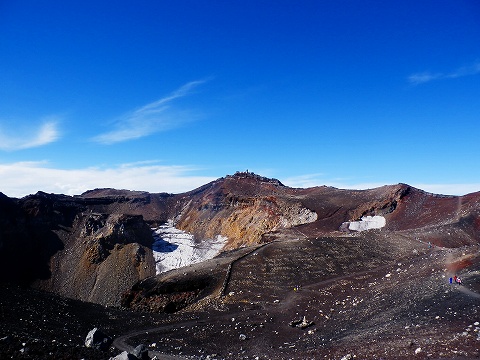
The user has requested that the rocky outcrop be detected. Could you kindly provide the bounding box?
[176,195,317,249]
[80,213,154,264]
[38,212,156,306]
[121,272,215,313]
[173,172,318,248]
[0,190,162,306]
[84,328,112,351]
[344,184,409,222]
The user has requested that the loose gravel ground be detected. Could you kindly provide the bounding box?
[1,235,480,359]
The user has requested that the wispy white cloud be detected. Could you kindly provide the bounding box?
[407,72,442,85]
[408,61,480,85]
[0,161,217,198]
[0,119,60,151]
[281,173,327,188]
[92,80,207,144]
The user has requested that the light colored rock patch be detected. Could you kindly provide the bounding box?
[341,215,386,232]
[278,203,317,228]
[152,220,226,274]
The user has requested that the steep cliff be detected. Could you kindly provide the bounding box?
[36,212,156,306]
[174,172,317,248]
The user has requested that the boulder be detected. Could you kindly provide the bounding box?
[131,344,150,360]
[110,351,138,360]
[84,327,112,351]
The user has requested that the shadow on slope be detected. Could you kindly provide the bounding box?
[0,192,64,284]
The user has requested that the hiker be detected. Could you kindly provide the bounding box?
[449,277,453,284]
[454,275,457,283]
[456,277,462,285]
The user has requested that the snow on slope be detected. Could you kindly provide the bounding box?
[340,215,386,232]
[348,215,386,231]
[152,220,227,274]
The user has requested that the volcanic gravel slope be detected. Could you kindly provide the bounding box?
[4,237,479,359]
[117,231,480,360]
[0,282,190,359]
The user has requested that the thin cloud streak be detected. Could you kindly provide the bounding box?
[0,120,60,151]
[281,173,326,189]
[92,80,207,144]
[0,161,217,198]
[408,61,480,85]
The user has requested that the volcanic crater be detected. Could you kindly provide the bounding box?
[1,172,480,359]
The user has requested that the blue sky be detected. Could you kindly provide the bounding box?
[1,1,479,197]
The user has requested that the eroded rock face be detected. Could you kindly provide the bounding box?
[81,213,154,264]
[173,173,318,248]
[177,197,317,249]
[41,212,156,306]
[0,192,69,284]
[121,274,214,313]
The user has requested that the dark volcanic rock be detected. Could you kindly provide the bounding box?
[38,212,157,306]
[122,271,216,313]
[0,192,65,284]
[112,351,139,360]
[85,327,112,351]
[131,344,149,360]
[0,191,158,305]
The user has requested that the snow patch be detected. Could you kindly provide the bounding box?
[152,220,226,274]
[341,215,386,232]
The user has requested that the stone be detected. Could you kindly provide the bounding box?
[110,351,137,360]
[289,316,314,329]
[85,327,112,351]
[132,344,150,360]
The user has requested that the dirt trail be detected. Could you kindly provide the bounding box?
[113,260,398,357]
[113,242,275,358]
[279,262,395,310]
[113,324,191,359]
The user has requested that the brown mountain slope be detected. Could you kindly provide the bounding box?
[120,231,480,359]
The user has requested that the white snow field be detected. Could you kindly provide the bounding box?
[347,215,386,231]
[152,220,227,274]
